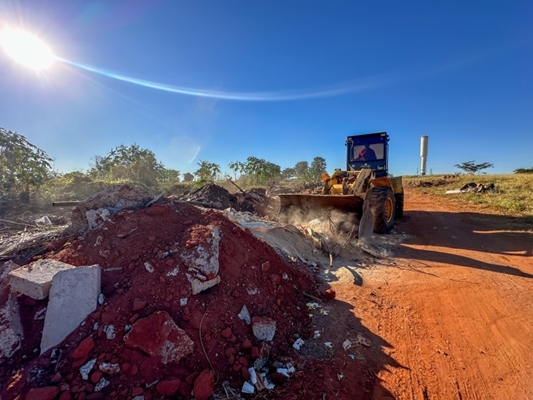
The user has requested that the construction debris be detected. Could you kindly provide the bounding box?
[0,183,392,399]
[0,185,320,399]
[446,182,496,194]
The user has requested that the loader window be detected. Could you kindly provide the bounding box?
[353,143,384,161]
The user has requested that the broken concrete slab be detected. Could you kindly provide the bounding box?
[70,185,153,233]
[40,264,101,354]
[180,225,222,295]
[8,259,75,300]
[252,317,276,342]
[124,311,194,364]
[0,261,23,360]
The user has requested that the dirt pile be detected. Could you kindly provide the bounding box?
[1,197,326,399]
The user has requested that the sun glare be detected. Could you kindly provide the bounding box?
[0,28,54,70]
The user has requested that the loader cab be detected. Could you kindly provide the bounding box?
[345,132,389,177]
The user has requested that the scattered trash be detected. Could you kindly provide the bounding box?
[446,182,495,194]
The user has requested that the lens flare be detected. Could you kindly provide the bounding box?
[0,28,55,70]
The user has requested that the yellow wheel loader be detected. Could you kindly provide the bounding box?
[279,132,403,236]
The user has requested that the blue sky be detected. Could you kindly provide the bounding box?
[1,0,532,177]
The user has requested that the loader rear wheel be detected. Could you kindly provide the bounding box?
[394,193,404,219]
[367,186,395,233]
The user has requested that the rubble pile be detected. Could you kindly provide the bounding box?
[178,183,267,214]
[1,193,325,399]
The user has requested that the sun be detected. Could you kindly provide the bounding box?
[0,28,55,70]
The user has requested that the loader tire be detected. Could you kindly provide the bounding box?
[367,186,395,233]
[394,193,404,219]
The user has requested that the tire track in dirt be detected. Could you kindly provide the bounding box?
[337,188,533,399]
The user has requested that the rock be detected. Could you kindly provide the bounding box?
[80,358,97,380]
[98,362,120,375]
[193,369,215,400]
[90,370,103,383]
[72,337,95,359]
[324,289,336,300]
[9,259,75,300]
[25,386,60,400]
[237,305,251,325]
[242,337,252,349]
[132,298,147,311]
[59,391,72,400]
[156,379,181,396]
[40,265,101,354]
[221,327,232,338]
[270,274,281,285]
[252,317,276,341]
[124,311,194,364]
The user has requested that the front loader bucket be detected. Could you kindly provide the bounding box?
[278,194,364,222]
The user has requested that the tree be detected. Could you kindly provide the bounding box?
[241,156,281,185]
[281,167,296,180]
[309,157,327,182]
[89,144,165,188]
[194,160,221,182]
[228,161,245,180]
[294,161,310,181]
[514,167,533,174]
[0,127,53,201]
[157,168,180,187]
[454,161,494,174]
[182,172,194,182]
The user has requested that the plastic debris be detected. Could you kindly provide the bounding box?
[324,342,333,348]
[314,330,321,339]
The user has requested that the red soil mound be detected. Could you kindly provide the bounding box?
[2,199,322,399]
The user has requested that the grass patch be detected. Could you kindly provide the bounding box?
[403,173,533,220]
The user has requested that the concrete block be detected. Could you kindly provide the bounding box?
[1,261,23,360]
[252,317,276,341]
[8,259,75,300]
[40,265,101,354]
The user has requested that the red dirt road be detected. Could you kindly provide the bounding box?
[332,188,533,399]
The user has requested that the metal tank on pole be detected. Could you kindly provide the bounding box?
[420,135,429,176]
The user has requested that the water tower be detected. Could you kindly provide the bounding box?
[420,135,428,175]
